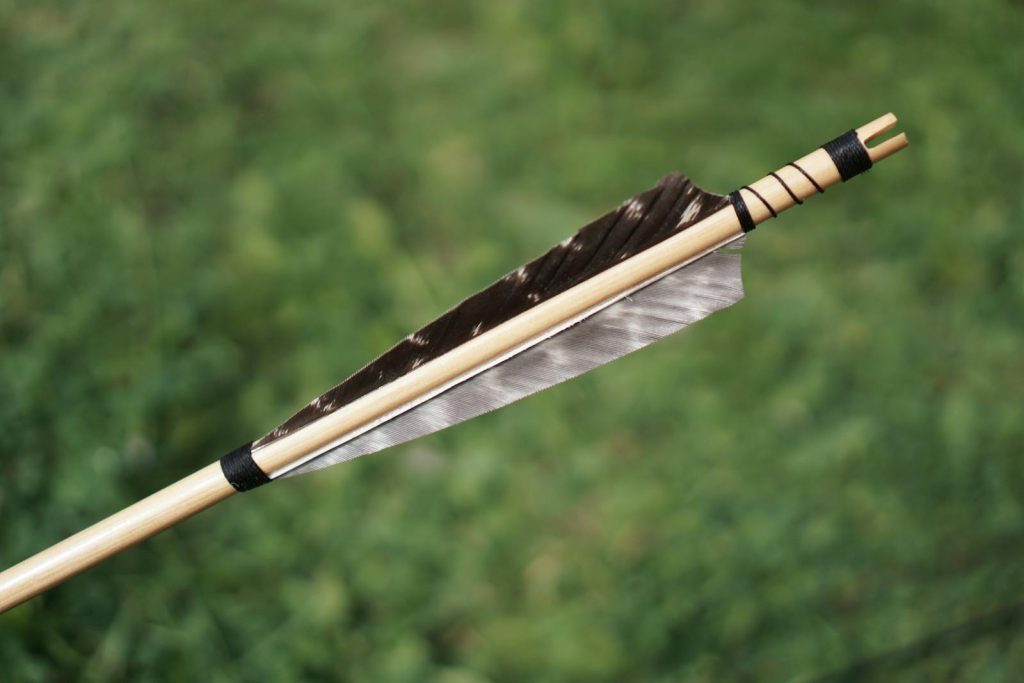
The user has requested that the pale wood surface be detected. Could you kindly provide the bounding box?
[0,114,908,613]
[0,463,235,612]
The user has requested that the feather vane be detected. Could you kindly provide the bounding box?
[256,173,743,477]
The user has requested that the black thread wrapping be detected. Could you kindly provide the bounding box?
[788,162,824,193]
[770,171,802,204]
[822,129,873,181]
[726,131,863,231]
[220,441,270,492]
[741,184,778,218]
[728,190,757,233]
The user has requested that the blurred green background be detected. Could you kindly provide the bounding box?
[2,1,1023,680]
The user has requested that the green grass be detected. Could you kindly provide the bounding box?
[2,1,1023,680]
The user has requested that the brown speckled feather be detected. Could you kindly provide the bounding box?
[256,172,732,461]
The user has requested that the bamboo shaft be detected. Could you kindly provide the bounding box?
[0,114,907,613]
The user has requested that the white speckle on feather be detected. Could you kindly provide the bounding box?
[410,333,429,347]
[528,292,541,302]
[514,266,527,283]
[471,322,483,336]
[625,198,645,220]
[410,357,424,369]
[677,198,703,226]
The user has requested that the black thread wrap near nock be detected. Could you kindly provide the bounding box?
[822,129,873,181]
[219,441,270,492]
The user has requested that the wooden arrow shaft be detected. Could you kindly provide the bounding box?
[0,464,233,611]
[0,114,907,612]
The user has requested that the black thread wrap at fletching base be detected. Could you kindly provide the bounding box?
[822,129,873,181]
[728,191,757,233]
[219,441,270,491]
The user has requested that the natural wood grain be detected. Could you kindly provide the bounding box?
[0,114,908,613]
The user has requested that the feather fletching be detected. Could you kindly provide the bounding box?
[254,172,742,476]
